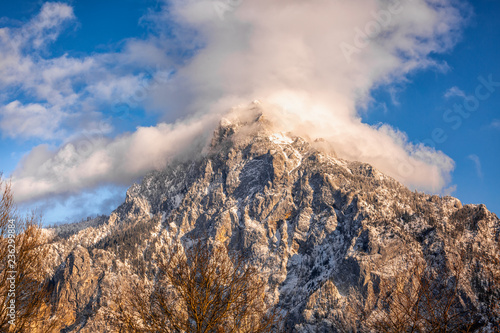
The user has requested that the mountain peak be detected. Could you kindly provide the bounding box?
[209,101,283,150]
[44,101,500,332]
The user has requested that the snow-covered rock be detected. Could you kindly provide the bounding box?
[46,104,500,331]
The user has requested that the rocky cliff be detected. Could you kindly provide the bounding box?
[46,103,500,332]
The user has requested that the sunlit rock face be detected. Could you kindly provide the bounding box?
[46,104,500,332]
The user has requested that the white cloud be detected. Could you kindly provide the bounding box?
[254,100,455,193]
[144,0,464,191]
[0,101,68,139]
[0,3,165,141]
[9,0,470,203]
[18,185,128,224]
[444,86,466,99]
[11,112,220,202]
[467,154,483,179]
[0,101,66,139]
[443,184,457,196]
[22,2,76,50]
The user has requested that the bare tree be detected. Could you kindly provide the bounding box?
[340,253,479,333]
[111,238,284,333]
[0,174,63,332]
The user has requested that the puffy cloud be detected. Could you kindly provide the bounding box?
[0,2,161,141]
[249,99,455,193]
[0,101,66,139]
[10,0,469,203]
[144,0,463,191]
[11,113,220,202]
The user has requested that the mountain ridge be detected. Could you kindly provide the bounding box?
[45,103,500,332]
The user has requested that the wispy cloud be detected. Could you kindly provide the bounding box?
[22,2,76,50]
[0,101,66,140]
[7,0,470,203]
[444,86,467,99]
[491,119,500,129]
[0,2,169,141]
[467,154,483,179]
[443,184,457,196]
[11,113,220,202]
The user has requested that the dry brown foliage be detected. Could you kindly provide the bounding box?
[0,174,63,332]
[110,238,284,333]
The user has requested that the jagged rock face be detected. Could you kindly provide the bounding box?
[47,105,500,331]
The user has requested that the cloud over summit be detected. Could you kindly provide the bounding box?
[6,0,469,203]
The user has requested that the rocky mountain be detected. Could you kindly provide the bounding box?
[45,102,500,332]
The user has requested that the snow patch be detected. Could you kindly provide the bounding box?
[269,132,293,145]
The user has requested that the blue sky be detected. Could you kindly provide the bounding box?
[0,0,498,225]
[362,0,500,216]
